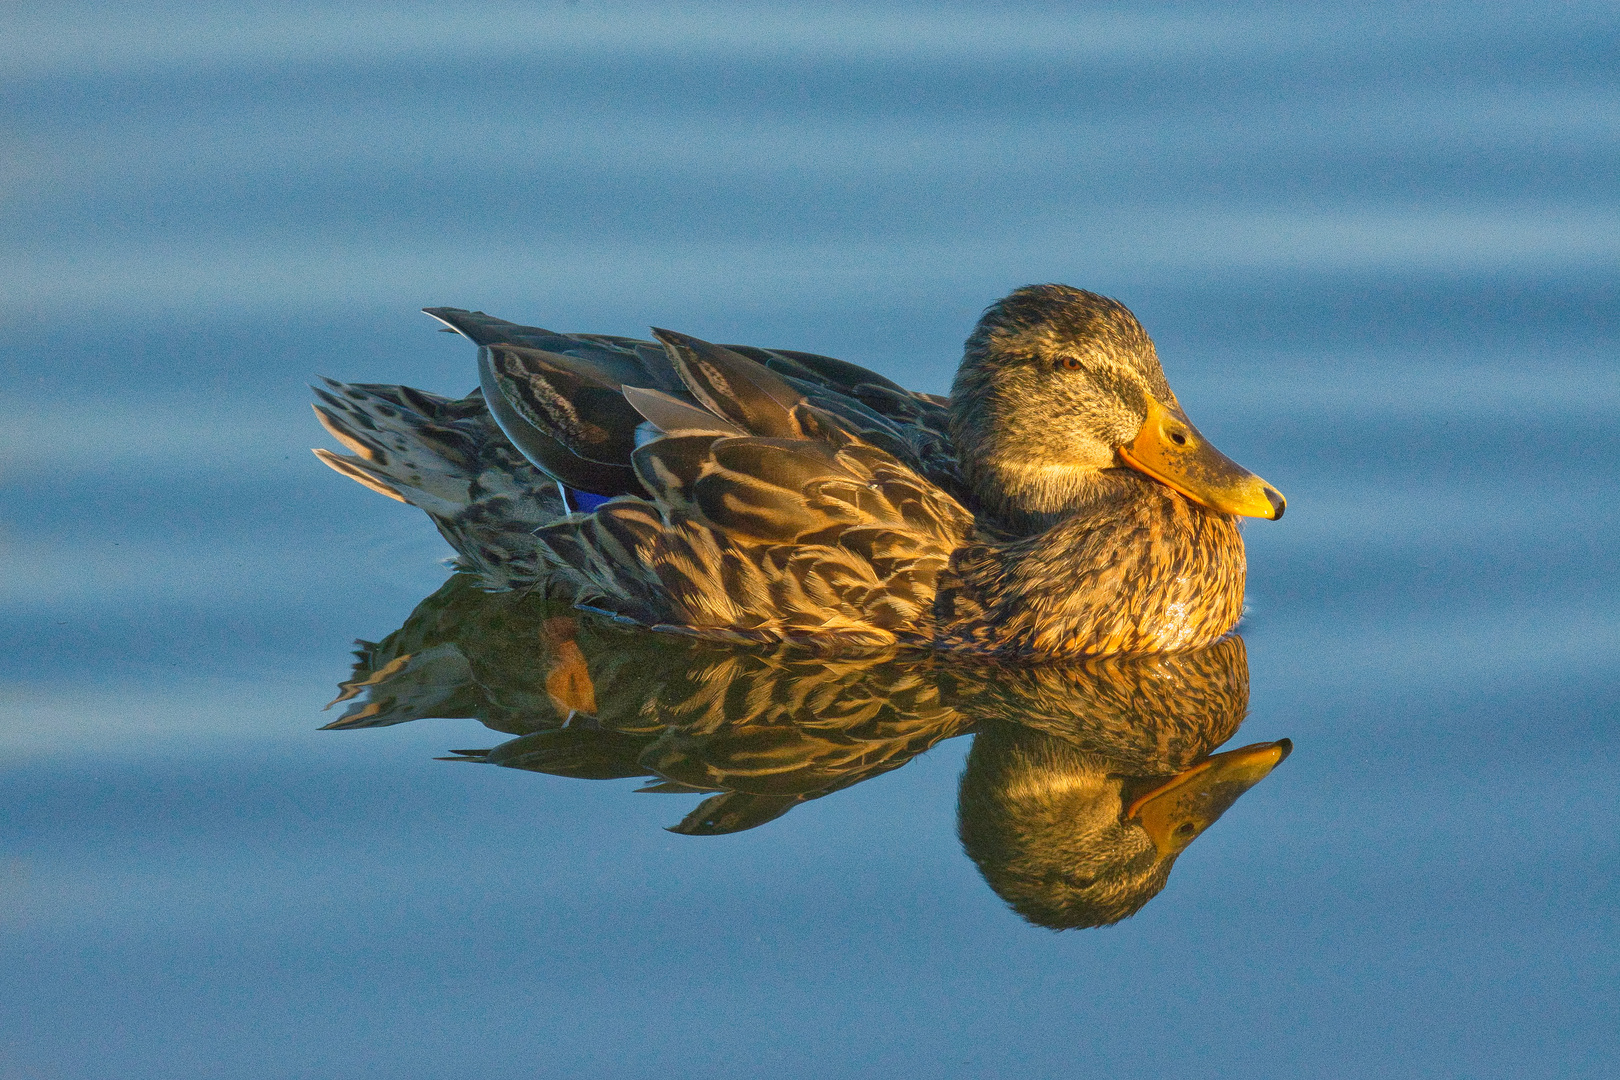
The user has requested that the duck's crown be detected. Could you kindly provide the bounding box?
[962,284,1172,396]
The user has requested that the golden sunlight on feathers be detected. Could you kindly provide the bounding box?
[313,285,1286,657]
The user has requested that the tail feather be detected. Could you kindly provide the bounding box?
[311,378,564,589]
[311,446,409,504]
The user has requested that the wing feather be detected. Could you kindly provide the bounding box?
[622,384,744,437]
[652,328,805,438]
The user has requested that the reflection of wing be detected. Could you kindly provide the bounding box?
[324,573,976,833]
[636,652,969,833]
[324,573,576,734]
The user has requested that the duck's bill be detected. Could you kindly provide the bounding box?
[1125,739,1292,857]
[1119,398,1285,519]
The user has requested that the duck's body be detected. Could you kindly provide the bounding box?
[314,285,1282,658]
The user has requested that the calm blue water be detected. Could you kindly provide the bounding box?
[3,3,1617,1077]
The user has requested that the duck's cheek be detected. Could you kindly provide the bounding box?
[1028,429,1117,474]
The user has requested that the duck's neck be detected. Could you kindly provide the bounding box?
[965,463,1124,535]
[944,476,1247,657]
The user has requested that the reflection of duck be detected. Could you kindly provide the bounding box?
[314,285,1283,658]
[327,574,1289,927]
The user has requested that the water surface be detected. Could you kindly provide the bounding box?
[3,3,1617,1077]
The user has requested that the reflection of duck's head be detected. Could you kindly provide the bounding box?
[960,727,1288,928]
[952,637,1288,929]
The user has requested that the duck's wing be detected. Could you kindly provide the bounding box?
[720,344,963,498]
[424,308,966,501]
[531,336,976,647]
[314,314,975,636]
[424,308,680,498]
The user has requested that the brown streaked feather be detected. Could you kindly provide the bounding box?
[317,292,1256,657]
[313,371,1244,656]
[653,327,806,439]
[528,420,975,649]
[631,434,727,506]
[728,344,965,500]
[474,347,644,497]
[937,473,1245,657]
[433,309,962,498]
[485,344,646,466]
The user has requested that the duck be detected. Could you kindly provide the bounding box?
[312,284,1284,658]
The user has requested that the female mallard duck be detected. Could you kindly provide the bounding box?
[313,284,1284,657]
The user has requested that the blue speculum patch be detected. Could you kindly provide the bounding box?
[569,489,615,513]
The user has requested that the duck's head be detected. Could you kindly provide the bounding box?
[949,284,1285,526]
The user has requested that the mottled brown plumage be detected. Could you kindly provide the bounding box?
[937,473,1245,656]
[313,285,1282,657]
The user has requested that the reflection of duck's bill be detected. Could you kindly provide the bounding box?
[1119,397,1286,520]
[1125,739,1293,857]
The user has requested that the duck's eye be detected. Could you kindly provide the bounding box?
[1056,356,1084,371]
